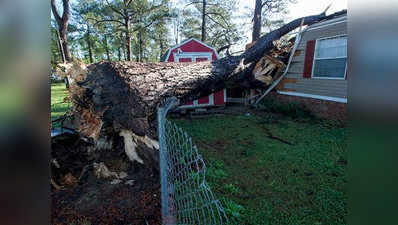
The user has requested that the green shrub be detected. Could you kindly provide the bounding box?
[259,98,313,119]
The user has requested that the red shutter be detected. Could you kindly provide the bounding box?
[214,90,225,105]
[179,58,192,62]
[196,57,209,62]
[303,40,316,78]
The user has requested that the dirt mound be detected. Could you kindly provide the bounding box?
[51,133,161,225]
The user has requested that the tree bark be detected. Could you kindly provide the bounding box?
[201,0,207,42]
[159,33,164,61]
[118,45,122,61]
[138,31,143,62]
[56,29,66,63]
[60,25,72,62]
[252,0,263,42]
[62,13,326,167]
[120,32,127,61]
[104,35,111,62]
[86,25,94,63]
[174,19,180,45]
[51,0,72,62]
[124,14,132,61]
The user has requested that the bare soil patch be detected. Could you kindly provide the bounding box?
[51,134,161,225]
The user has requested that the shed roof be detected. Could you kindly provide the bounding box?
[160,38,219,62]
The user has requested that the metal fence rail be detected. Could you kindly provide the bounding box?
[158,98,228,225]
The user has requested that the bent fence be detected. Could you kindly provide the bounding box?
[158,98,229,225]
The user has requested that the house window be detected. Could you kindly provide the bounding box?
[312,36,347,79]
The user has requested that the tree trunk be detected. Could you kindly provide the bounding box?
[104,35,111,62]
[56,29,66,63]
[134,38,139,62]
[138,31,143,62]
[86,25,94,64]
[119,32,126,61]
[124,13,132,61]
[159,34,164,61]
[252,0,262,42]
[175,26,179,45]
[201,0,207,42]
[51,0,72,62]
[118,45,122,61]
[174,19,180,45]
[62,13,326,167]
[60,25,72,62]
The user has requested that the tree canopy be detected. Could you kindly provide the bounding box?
[50,0,297,65]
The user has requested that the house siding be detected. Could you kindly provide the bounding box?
[279,18,348,100]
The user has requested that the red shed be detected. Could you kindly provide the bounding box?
[161,38,226,109]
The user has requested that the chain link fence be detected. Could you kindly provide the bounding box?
[158,98,229,225]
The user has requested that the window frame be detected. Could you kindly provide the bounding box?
[311,35,347,80]
[173,52,212,62]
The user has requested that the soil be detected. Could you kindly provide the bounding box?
[51,133,161,225]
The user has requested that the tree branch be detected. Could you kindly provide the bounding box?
[87,17,126,26]
[50,0,62,25]
[61,0,70,22]
[261,0,272,9]
[205,14,228,30]
[127,3,164,17]
[205,12,230,28]
[185,1,202,8]
[125,0,133,7]
[217,44,231,54]
[185,1,219,6]
[132,20,158,32]
[104,0,125,17]
[211,30,223,46]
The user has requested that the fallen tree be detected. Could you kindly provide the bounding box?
[60,12,327,167]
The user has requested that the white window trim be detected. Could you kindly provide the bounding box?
[173,52,212,62]
[311,35,347,80]
[196,93,213,107]
[178,93,214,109]
[277,91,347,103]
[209,93,214,106]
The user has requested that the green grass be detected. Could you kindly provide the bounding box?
[173,113,347,225]
[51,82,70,126]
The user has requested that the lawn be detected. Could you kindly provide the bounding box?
[173,113,347,225]
[51,82,70,126]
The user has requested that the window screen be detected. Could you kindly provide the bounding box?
[313,36,347,78]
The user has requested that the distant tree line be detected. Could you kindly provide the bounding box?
[50,0,294,68]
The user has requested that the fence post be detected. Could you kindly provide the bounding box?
[158,106,168,224]
[158,98,179,225]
